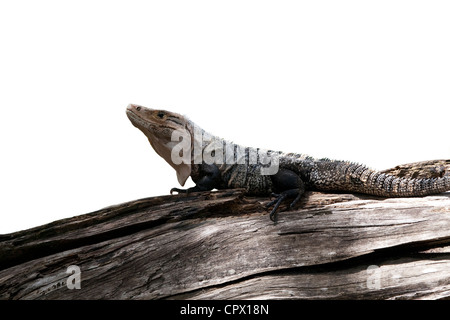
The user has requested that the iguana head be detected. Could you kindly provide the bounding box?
[126,104,192,186]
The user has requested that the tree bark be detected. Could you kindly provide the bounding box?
[1,160,449,300]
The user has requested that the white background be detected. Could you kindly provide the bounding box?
[1,1,449,234]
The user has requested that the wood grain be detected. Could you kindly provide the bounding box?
[1,160,449,300]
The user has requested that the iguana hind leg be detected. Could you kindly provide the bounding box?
[267,168,305,222]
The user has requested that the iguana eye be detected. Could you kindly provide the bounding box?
[157,111,165,119]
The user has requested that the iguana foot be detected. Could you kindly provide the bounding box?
[266,189,301,222]
[170,185,208,195]
[170,187,189,195]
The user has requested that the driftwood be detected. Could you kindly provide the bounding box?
[0,160,449,300]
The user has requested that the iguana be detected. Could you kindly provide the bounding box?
[126,104,450,221]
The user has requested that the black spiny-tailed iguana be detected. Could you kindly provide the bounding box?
[126,104,450,221]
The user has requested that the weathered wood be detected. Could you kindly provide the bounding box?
[1,161,449,300]
[381,159,450,179]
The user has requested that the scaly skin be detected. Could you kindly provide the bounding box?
[126,104,450,221]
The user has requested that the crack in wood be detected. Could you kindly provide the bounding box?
[1,163,449,300]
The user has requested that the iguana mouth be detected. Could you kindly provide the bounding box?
[126,107,149,131]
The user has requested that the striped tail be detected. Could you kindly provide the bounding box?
[311,160,450,197]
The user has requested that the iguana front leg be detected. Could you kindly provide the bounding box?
[170,163,221,194]
[266,168,305,222]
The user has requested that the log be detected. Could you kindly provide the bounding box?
[0,160,450,300]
